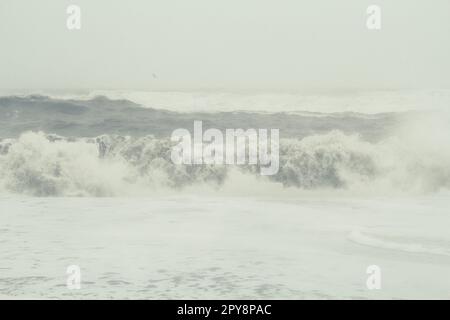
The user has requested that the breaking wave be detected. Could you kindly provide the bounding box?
[1,129,450,196]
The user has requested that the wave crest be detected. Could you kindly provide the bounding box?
[0,130,449,196]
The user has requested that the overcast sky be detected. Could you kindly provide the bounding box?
[0,0,449,91]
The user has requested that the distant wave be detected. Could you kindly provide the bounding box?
[1,130,449,196]
[3,89,447,114]
[0,95,402,140]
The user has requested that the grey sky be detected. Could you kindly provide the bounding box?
[0,0,449,91]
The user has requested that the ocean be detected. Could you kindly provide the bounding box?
[1,91,450,299]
